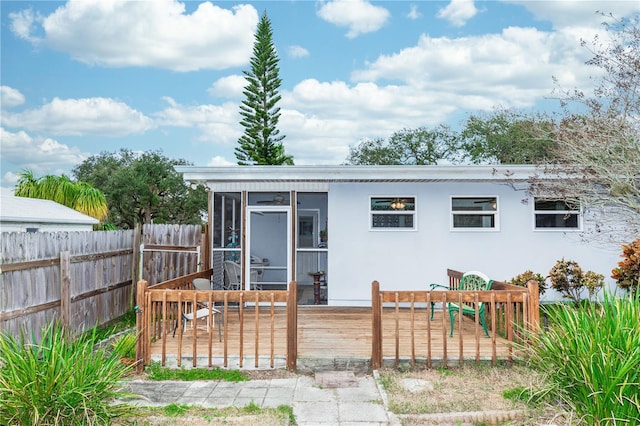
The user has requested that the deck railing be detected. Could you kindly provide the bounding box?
[371,269,539,369]
[135,269,298,371]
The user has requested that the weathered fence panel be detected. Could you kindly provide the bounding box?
[0,230,134,341]
[1,224,205,343]
[140,224,203,285]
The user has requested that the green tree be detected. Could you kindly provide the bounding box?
[72,149,207,229]
[345,126,458,165]
[14,170,108,221]
[459,109,556,164]
[235,11,293,165]
[529,13,640,243]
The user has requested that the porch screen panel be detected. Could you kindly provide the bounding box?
[212,192,242,262]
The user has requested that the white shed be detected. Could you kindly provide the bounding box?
[177,165,622,305]
[0,189,98,232]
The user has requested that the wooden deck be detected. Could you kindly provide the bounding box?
[150,306,514,369]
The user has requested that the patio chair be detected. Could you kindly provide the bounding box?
[172,277,222,340]
[223,261,261,291]
[429,270,494,338]
[192,277,211,291]
[173,304,221,341]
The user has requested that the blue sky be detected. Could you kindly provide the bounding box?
[1,0,638,189]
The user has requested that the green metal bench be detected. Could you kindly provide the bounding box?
[430,271,494,337]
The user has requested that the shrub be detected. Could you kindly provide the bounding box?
[111,332,137,359]
[548,258,604,303]
[611,237,640,294]
[507,270,547,295]
[524,292,640,424]
[0,322,134,425]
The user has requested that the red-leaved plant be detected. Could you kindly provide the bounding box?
[611,237,640,294]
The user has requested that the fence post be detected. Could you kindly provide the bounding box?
[371,280,382,370]
[59,251,71,331]
[286,281,298,371]
[526,280,540,333]
[135,279,148,373]
[131,224,142,309]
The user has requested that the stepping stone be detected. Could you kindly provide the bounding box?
[401,378,434,393]
[315,370,358,388]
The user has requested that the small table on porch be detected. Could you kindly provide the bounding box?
[308,271,326,305]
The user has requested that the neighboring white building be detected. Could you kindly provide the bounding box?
[0,188,98,232]
[177,165,622,305]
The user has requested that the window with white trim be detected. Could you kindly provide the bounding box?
[534,198,581,230]
[451,196,498,230]
[370,196,416,230]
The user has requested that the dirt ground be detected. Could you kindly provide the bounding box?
[378,364,575,425]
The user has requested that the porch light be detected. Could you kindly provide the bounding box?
[390,198,405,210]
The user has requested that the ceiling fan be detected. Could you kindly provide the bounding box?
[256,193,290,205]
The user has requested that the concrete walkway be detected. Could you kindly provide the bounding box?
[120,371,399,425]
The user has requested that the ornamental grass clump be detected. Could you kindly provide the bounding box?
[524,292,640,424]
[0,321,134,425]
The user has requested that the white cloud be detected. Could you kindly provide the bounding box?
[317,0,390,38]
[350,26,596,109]
[1,86,26,108]
[437,0,478,27]
[0,128,88,177]
[8,8,41,43]
[288,45,310,58]
[208,75,247,99]
[11,0,258,71]
[207,156,235,166]
[274,80,460,165]
[1,97,155,136]
[506,0,640,30]
[2,171,21,187]
[155,97,241,145]
[407,5,422,20]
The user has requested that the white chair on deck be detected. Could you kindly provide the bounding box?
[173,278,221,341]
[223,261,261,291]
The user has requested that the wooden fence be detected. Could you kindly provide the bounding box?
[0,224,205,342]
[371,269,539,369]
[135,271,298,372]
[139,224,205,285]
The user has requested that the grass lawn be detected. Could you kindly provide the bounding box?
[112,403,294,425]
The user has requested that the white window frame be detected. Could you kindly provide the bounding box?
[450,196,499,231]
[369,195,417,231]
[532,198,582,231]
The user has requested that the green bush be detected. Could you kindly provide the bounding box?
[507,270,547,295]
[524,292,640,424]
[548,258,604,303]
[0,322,134,425]
[110,332,137,359]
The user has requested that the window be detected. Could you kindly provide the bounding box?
[534,198,581,230]
[451,197,498,230]
[370,196,416,230]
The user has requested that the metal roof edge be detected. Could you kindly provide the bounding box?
[176,164,542,183]
[0,216,99,224]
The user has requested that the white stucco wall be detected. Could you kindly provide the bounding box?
[327,181,621,306]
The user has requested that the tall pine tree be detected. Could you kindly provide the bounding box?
[235,11,293,165]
